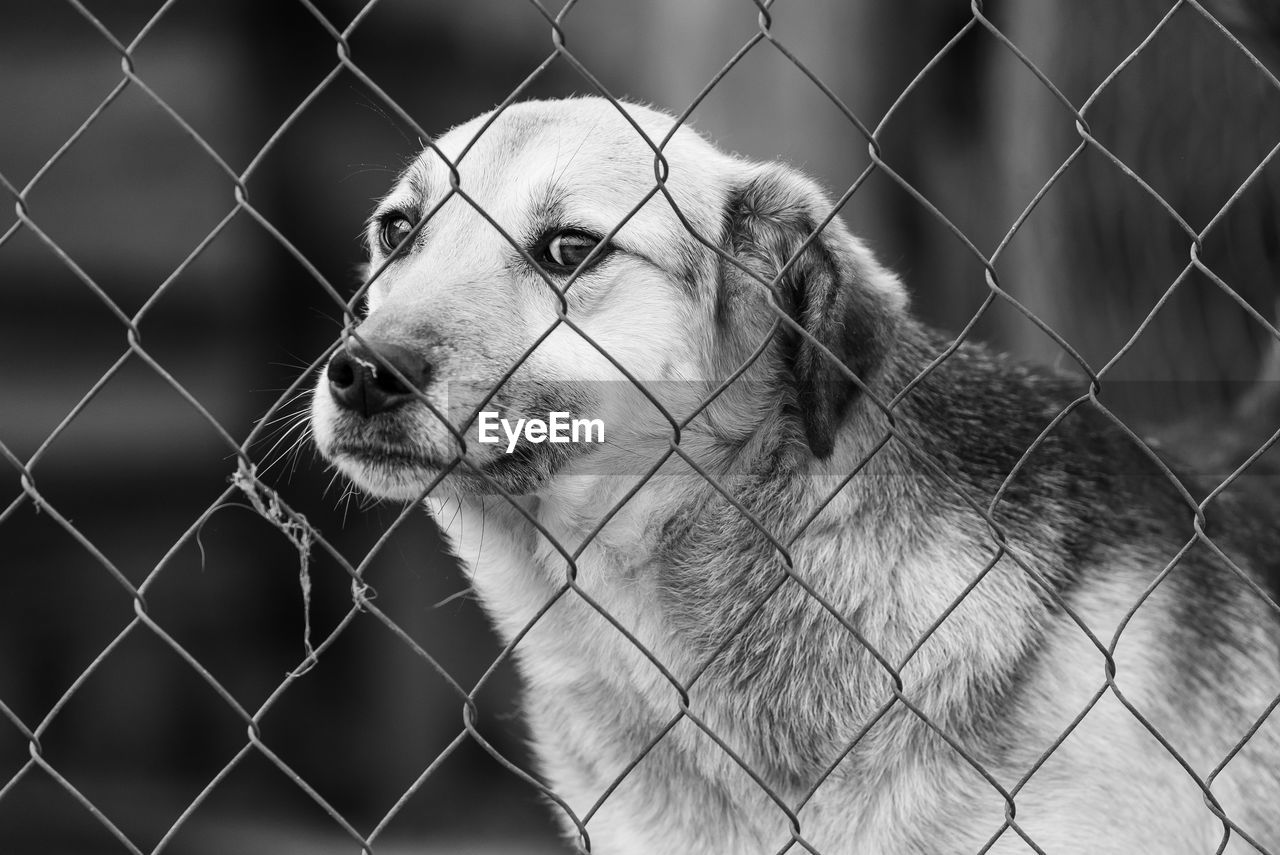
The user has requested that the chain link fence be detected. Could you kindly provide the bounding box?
[3,1,1280,852]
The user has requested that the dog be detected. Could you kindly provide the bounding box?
[310,97,1280,854]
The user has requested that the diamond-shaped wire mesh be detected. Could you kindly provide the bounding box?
[3,1,1280,852]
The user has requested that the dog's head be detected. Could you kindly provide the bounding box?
[310,97,906,500]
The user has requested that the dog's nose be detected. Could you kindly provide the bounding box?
[326,338,432,417]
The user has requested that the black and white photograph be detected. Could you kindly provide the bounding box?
[2,1,1279,852]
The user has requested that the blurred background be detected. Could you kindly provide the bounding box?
[1,1,1279,853]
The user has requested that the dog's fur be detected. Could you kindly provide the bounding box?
[311,98,1280,854]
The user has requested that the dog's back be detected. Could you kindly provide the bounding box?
[865,326,1280,852]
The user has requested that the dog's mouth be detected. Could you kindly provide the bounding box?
[330,441,450,472]
[324,438,474,501]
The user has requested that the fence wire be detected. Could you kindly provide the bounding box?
[3,0,1280,853]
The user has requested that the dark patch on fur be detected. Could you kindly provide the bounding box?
[883,327,1196,600]
[672,239,705,299]
[478,441,559,495]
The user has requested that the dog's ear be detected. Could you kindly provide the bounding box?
[722,164,906,459]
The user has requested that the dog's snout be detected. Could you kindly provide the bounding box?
[327,339,432,417]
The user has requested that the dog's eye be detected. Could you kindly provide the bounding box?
[378,213,415,254]
[539,230,606,273]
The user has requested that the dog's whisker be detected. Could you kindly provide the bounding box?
[254,415,314,477]
[271,426,316,482]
